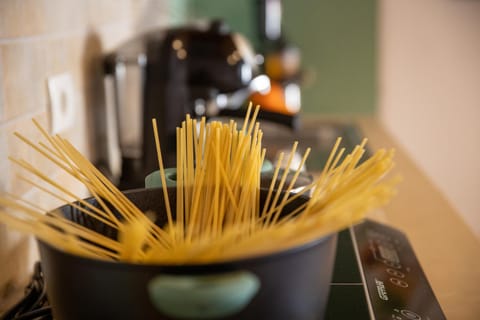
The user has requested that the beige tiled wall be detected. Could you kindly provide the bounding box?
[0,0,173,311]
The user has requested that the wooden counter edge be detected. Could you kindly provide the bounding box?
[341,117,480,319]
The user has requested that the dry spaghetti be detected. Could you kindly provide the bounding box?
[0,104,399,264]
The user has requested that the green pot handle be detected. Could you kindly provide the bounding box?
[145,167,178,189]
[145,161,273,189]
[147,271,260,319]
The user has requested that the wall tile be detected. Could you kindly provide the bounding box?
[0,125,10,193]
[130,0,171,33]
[5,82,93,193]
[0,58,4,123]
[0,95,4,123]
[0,42,48,121]
[0,0,169,40]
[0,229,37,314]
[0,0,88,39]
[86,0,132,27]
[3,111,89,208]
[0,0,46,38]
[6,113,53,196]
[43,0,88,36]
[0,33,101,124]
[94,21,136,52]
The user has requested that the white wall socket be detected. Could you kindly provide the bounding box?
[47,73,76,134]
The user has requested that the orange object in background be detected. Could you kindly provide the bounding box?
[264,46,301,81]
[250,81,301,116]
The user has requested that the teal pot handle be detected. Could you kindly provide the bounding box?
[145,161,313,196]
[145,167,178,188]
[145,161,273,189]
[147,271,260,319]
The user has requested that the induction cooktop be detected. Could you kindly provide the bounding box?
[2,219,445,320]
[326,219,445,320]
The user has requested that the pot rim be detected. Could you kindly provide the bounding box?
[39,187,337,270]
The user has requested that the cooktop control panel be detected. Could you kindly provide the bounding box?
[325,219,446,319]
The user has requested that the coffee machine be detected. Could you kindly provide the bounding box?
[102,20,270,189]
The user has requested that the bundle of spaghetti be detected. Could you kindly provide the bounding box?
[0,104,399,264]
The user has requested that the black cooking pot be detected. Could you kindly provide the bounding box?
[38,187,337,320]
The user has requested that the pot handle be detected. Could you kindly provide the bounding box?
[145,167,178,188]
[147,271,260,319]
[145,162,273,189]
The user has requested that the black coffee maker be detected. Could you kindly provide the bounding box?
[103,21,270,189]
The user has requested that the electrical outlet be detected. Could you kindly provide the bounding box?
[47,73,76,134]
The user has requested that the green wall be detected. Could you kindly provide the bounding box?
[188,0,377,115]
[190,0,258,47]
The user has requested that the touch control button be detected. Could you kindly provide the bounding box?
[389,277,409,288]
[400,309,422,319]
[387,268,405,278]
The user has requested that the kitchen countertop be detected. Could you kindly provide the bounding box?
[345,117,480,319]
